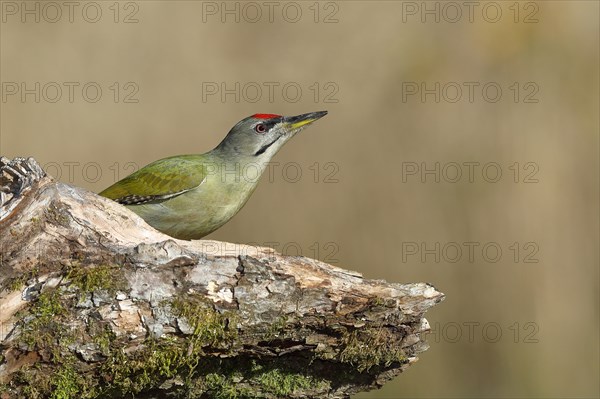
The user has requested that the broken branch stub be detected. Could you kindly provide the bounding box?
[0,156,444,398]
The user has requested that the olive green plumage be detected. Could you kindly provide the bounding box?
[100,155,208,205]
[99,111,327,239]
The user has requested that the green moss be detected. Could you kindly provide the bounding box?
[16,264,126,362]
[265,314,288,340]
[10,264,131,397]
[340,327,407,372]
[251,363,327,396]
[66,264,125,295]
[14,286,99,399]
[35,289,64,316]
[5,276,26,292]
[100,336,219,395]
[49,365,83,399]
[95,295,239,396]
[93,295,331,398]
[108,337,188,393]
[0,383,9,395]
[1,267,39,293]
[19,289,67,353]
[190,362,328,398]
[13,362,97,399]
[14,369,46,399]
[9,286,337,398]
[171,295,238,348]
[89,323,115,356]
[203,373,252,399]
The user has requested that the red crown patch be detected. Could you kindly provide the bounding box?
[252,113,282,119]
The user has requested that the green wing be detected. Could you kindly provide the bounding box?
[99,155,207,205]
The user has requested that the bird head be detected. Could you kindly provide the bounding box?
[216,111,328,158]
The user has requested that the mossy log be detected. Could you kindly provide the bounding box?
[0,156,444,399]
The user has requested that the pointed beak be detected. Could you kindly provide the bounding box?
[284,111,328,130]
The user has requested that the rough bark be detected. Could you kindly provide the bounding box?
[0,156,444,399]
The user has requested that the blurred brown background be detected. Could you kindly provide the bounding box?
[1,1,598,397]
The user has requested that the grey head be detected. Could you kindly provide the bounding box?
[214,111,328,160]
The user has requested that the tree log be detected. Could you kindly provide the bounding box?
[0,156,444,399]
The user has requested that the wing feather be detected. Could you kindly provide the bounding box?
[99,155,207,205]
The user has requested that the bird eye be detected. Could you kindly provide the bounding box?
[255,123,267,133]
